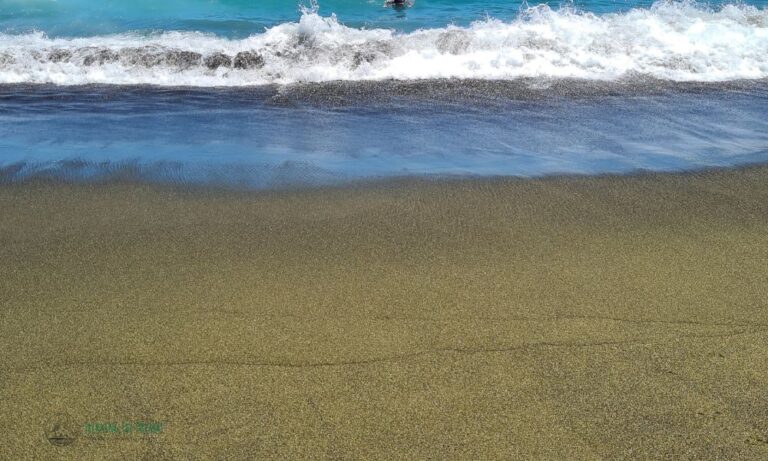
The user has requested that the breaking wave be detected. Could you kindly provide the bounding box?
[1,1,767,86]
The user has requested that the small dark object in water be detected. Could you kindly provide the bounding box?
[385,0,412,8]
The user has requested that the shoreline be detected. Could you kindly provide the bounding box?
[4,161,768,194]
[2,77,768,99]
[2,165,767,459]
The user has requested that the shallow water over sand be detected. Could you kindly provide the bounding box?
[2,80,768,188]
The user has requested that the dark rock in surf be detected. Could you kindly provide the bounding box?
[83,49,119,66]
[436,30,471,55]
[233,51,264,70]
[48,49,72,63]
[204,53,232,70]
[127,50,202,69]
[352,52,377,68]
[165,51,203,69]
[123,48,163,67]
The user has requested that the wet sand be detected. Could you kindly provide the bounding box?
[1,167,767,459]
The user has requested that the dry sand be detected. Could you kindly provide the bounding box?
[1,167,767,459]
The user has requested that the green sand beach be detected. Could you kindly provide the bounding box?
[1,167,767,459]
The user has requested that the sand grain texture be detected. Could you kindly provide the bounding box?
[1,168,767,459]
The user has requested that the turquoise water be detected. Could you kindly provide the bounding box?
[1,0,764,37]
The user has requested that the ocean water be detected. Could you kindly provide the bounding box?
[1,0,768,187]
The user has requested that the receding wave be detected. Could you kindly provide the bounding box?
[1,1,767,86]
[0,159,348,189]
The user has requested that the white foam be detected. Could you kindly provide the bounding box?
[1,1,767,86]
